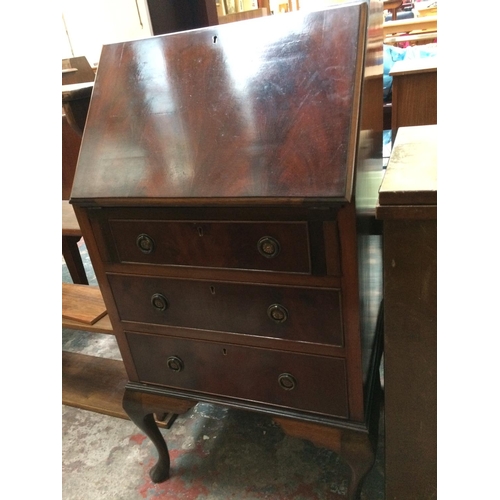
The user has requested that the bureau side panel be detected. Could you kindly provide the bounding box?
[384,219,437,499]
[72,205,140,381]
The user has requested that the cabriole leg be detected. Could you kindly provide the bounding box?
[122,387,171,482]
[341,430,376,500]
[274,417,376,500]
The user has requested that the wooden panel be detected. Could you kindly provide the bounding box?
[377,125,437,210]
[390,58,437,137]
[108,274,344,346]
[62,351,128,418]
[62,283,107,324]
[63,313,113,334]
[126,332,349,417]
[71,4,368,204]
[382,219,437,499]
[109,219,311,273]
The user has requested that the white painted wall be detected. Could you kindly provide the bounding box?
[61,0,355,65]
[62,0,153,65]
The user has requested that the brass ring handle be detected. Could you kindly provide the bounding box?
[267,304,288,323]
[167,356,184,372]
[257,236,280,259]
[151,293,168,311]
[136,233,155,254]
[278,373,296,391]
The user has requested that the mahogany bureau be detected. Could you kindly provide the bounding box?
[70,2,384,498]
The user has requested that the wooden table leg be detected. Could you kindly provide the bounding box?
[62,235,89,285]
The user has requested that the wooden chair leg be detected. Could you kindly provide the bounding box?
[62,235,89,285]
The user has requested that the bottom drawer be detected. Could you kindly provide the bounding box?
[126,332,349,418]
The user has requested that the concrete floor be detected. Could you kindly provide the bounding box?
[62,243,385,499]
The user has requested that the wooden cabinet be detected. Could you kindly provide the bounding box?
[70,2,384,498]
[390,57,437,139]
[376,125,437,498]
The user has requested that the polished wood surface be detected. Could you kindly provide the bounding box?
[109,274,344,345]
[108,217,312,273]
[71,5,368,204]
[127,331,349,417]
[376,124,437,499]
[390,57,437,139]
[71,3,384,497]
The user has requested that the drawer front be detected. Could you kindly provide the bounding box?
[109,274,343,346]
[126,332,349,418]
[108,220,311,273]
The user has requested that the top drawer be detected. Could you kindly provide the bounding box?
[107,219,311,274]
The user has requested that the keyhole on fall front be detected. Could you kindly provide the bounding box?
[213,35,218,44]
[197,226,204,236]
[210,286,216,295]
[222,348,227,356]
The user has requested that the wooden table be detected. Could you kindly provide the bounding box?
[376,124,437,498]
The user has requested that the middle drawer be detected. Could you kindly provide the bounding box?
[108,274,343,346]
